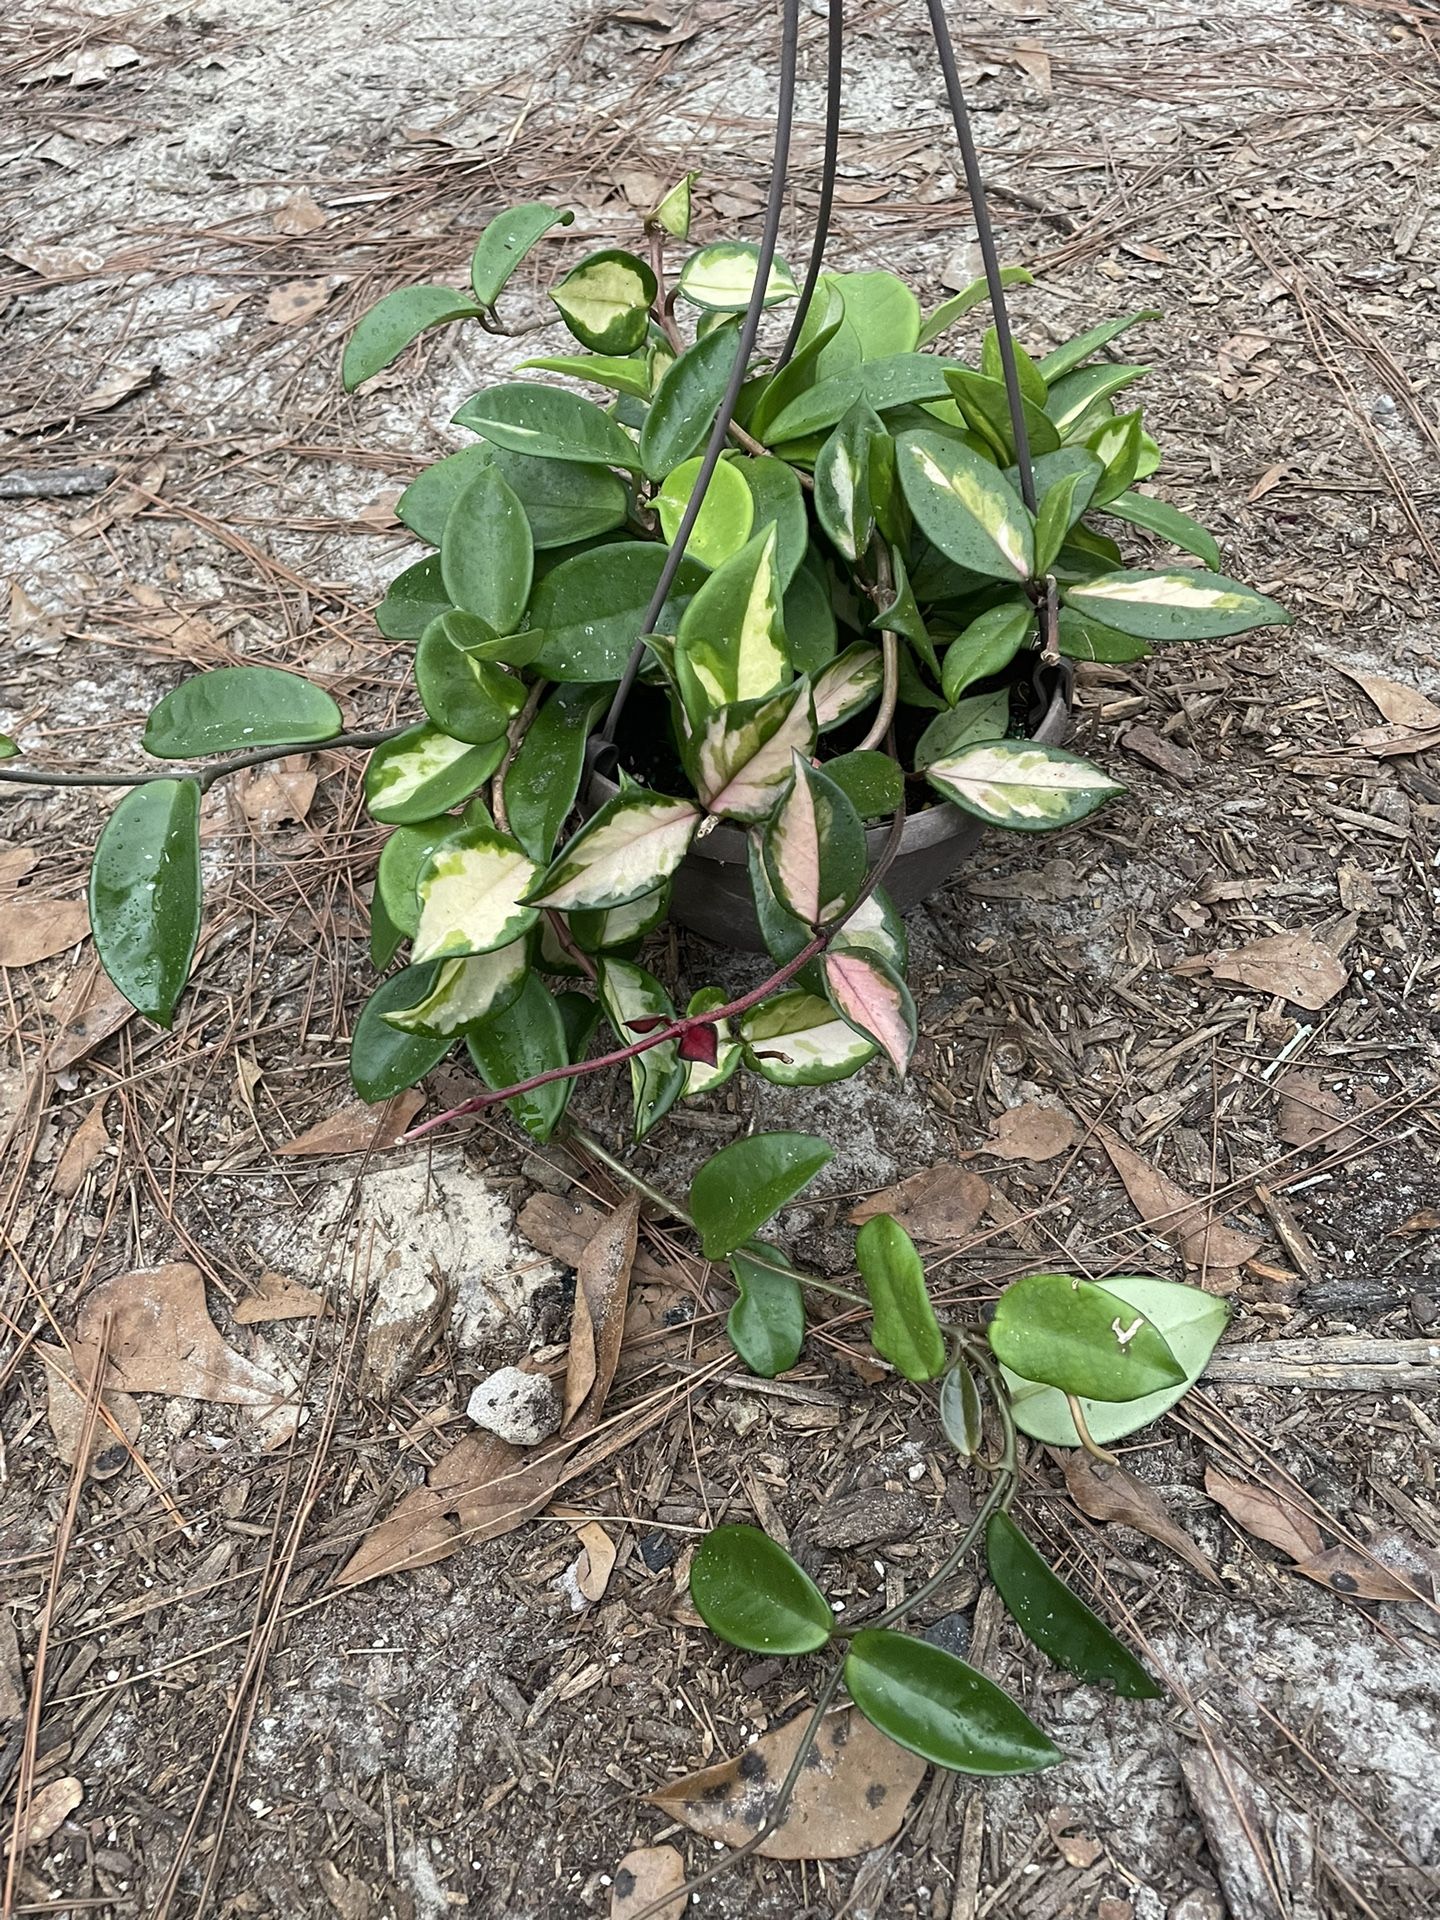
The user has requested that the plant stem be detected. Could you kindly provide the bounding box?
[862,1462,1014,1633]
[490,681,545,833]
[544,911,598,983]
[1065,1393,1118,1465]
[0,727,408,794]
[855,629,899,754]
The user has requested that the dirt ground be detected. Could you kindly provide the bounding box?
[3,0,1440,1916]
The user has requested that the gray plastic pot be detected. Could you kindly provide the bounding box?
[584,662,1072,953]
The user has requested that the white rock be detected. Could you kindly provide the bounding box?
[466,1367,561,1448]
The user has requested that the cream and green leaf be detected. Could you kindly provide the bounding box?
[412,823,541,961]
[925,740,1123,832]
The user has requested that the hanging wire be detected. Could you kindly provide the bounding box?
[775,0,845,372]
[922,0,1038,516]
[598,0,803,751]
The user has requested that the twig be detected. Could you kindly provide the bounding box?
[0,727,407,793]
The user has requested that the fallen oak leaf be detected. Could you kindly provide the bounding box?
[1204,931,1348,1012]
[232,1270,326,1325]
[51,1100,109,1197]
[1274,1071,1367,1154]
[572,1520,618,1604]
[848,1164,990,1242]
[0,897,89,967]
[273,1089,422,1156]
[1290,1540,1433,1605]
[38,1341,142,1478]
[1389,1208,1440,1236]
[1204,1463,1324,1563]
[648,1704,925,1860]
[1063,1450,1218,1585]
[1336,666,1440,732]
[985,1102,1076,1164]
[266,277,334,325]
[563,1194,640,1425]
[15,1775,83,1849]
[611,1845,685,1920]
[1100,1127,1263,1271]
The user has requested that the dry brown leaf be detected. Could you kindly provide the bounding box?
[563,1198,638,1425]
[73,1264,299,1444]
[4,241,104,277]
[339,1200,640,1585]
[1207,931,1348,1011]
[232,1270,325,1325]
[572,1521,618,1603]
[272,189,326,235]
[1390,1208,1440,1236]
[1290,1541,1431,1604]
[1011,42,1052,92]
[1120,723,1200,781]
[1337,666,1440,731]
[986,1103,1076,1164]
[267,277,333,324]
[236,756,316,831]
[611,1845,685,1920]
[38,1343,141,1477]
[51,1101,109,1197]
[649,1705,925,1860]
[1100,1128,1263,1270]
[1204,1463,1324,1562]
[1,1606,27,1722]
[0,898,89,968]
[47,964,136,1070]
[1274,1071,1365,1154]
[76,365,155,415]
[0,841,38,889]
[273,1089,422,1156]
[1063,1452,1218,1584]
[1047,1806,1104,1869]
[848,1164,990,1242]
[518,1190,671,1287]
[16,1775,83,1848]
[1349,721,1440,760]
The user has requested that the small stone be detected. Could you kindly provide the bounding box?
[920,1611,971,1661]
[638,1530,677,1572]
[465,1366,561,1448]
[1410,1292,1437,1329]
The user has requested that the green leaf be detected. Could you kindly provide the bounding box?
[415,613,526,745]
[412,820,540,961]
[690,1524,831,1653]
[342,286,480,391]
[597,957,684,1140]
[898,432,1034,583]
[746,835,812,970]
[814,401,887,563]
[680,986,740,1098]
[503,682,609,862]
[1100,493,1221,571]
[821,749,903,822]
[88,779,201,1027]
[986,1512,1161,1699]
[872,544,935,679]
[568,884,670,953]
[1063,568,1288,641]
[943,367,1060,463]
[437,465,534,635]
[655,454,754,570]
[519,350,654,402]
[1056,606,1153,664]
[376,814,470,935]
[735,455,809,589]
[989,1271,1188,1401]
[783,563,838,676]
[675,243,797,311]
[980,330,1049,407]
[766,353,955,444]
[376,554,451,639]
[469,202,574,308]
[914,688,1009,769]
[397,445,497,546]
[939,1360,985,1458]
[551,247,657,353]
[530,542,705,681]
[0,733,17,759]
[1033,468,1094,575]
[526,788,700,911]
[822,948,916,1077]
[449,449,628,551]
[647,171,697,239]
[381,940,528,1037]
[915,267,1034,350]
[844,1629,1062,1775]
[369,884,404,970]
[941,602,1035,705]
[826,270,921,359]
[740,987,876,1086]
[813,643,883,731]
[675,525,788,715]
[639,320,741,479]
[855,1215,944,1380]
[1003,1276,1230,1446]
[466,971,572,1142]
[747,289,850,442]
[762,752,866,929]
[690,680,816,822]
[925,739,1123,832]
[1081,410,1144,506]
[350,963,453,1101]
[142,667,341,758]
[1045,363,1148,438]
[689,1132,834,1259]
[726,1242,805,1376]
[363,725,504,826]
[453,380,641,470]
[1038,309,1158,385]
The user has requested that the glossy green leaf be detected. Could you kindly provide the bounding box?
[1033,468,1093,575]
[453,380,640,470]
[519,350,654,401]
[597,957,684,1140]
[503,682,609,862]
[412,820,540,961]
[466,971,572,1142]
[342,286,480,391]
[690,1524,831,1653]
[675,243,797,312]
[438,465,534,635]
[369,884,404,970]
[898,432,1034,584]
[941,602,1035,705]
[415,614,526,744]
[526,788,700,911]
[375,554,451,639]
[915,267,1034,350]
[844,1629,1061,1775]
[939,1360,985,1458]
[1038,309,1158,385]
[814,400,888,563]
[1063,568,1288,641]
[783,563,838,676]
[827,270,921,359]
[363,725,503,826]
[1003,1276,1230,1446]
[0,733,17,759]
[350,962,452,1101]
[1100,492,1222,571]
[690,679,816,822]
[88,778,200,1027]
[989,1271,1187,1401]
[924,739,1123,833]
[734,455,809,588]
[943,367,1060,463]
[747,288,849,441]
[727,1241,805,1377]
[1046,363,1148,438]
[689,1132,834,1259]
[740,987,876,1086]
[980,330,1049,407]
[765,352,955,444]
[382,939,528,1037]
[1081,410,1144,506]
[822,948,916,1077]
[763,752,866,929]
[470,202,574,308]
[647,171,697,239]
[142,668,340,758]
[530,542,705,681]
[447,449,626,551]
[376,814,469,935]
[639,320,741,479]
[855,1215,944,1380]
[914,688,1009,770]
[986,1512,1161,1698]
[872,544,935,679]
[551,247,656,353]
[655,454,754,569]
[821,749,903,822]
[1055,606,1153,665]
[397,445,496,546]
[568,883,670,954]
[675,525,788,718]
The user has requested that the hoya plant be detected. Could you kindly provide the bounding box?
[6,185,1288,1148]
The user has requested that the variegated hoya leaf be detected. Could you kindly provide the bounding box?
[822,948,916,1076]
[675,524,789,717]
[814,401,888,563]
[569,884,671,953]
[813,643,883,731]
[550,248,656,355]
[763,751,867,929]
[412,822,541,961]
[598,957,685,1140]
[897,432,1034,583]
[381,940,528,1037]
[675,243,797,312]
[681,987,741,1098]
[363,724,504,826]
[690,680,816,822]
[740,989,876,1086]
[925,740,1123,833]
[1063,569,1287,642]
[526,789,701,912]
[832,885,909,975]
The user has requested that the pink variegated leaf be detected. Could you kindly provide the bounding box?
[761,751,867,930]
[691,680,816,822]
[822,948,917,1076]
